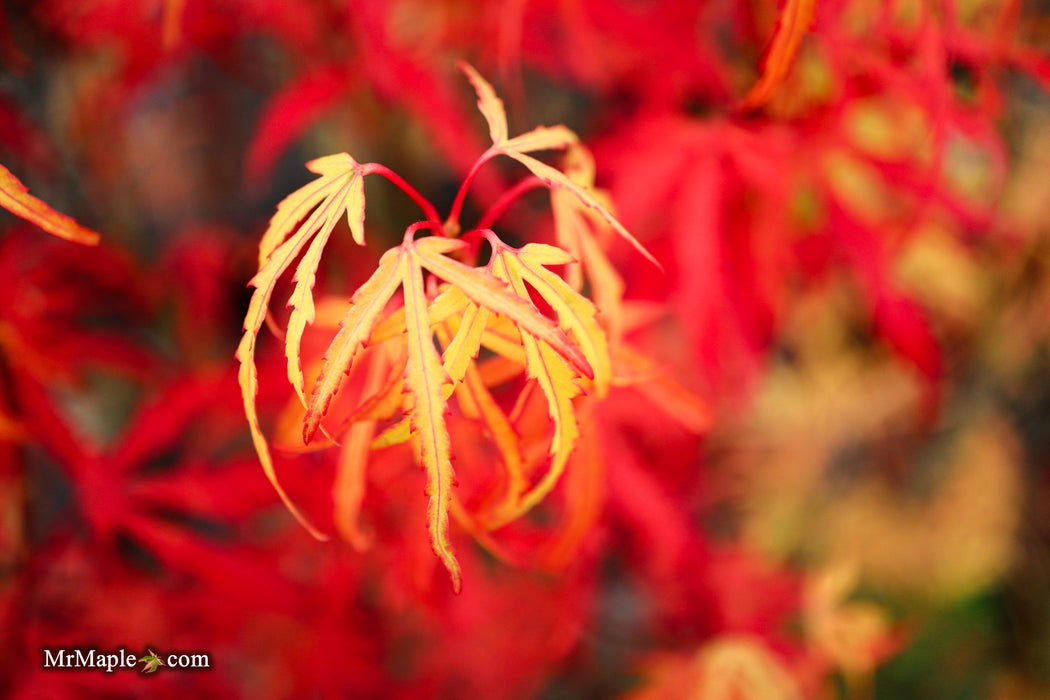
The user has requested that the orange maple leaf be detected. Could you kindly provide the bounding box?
[0,163,99,246]
[738,0,817,111]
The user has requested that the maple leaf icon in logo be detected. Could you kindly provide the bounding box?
[138,649,164,674]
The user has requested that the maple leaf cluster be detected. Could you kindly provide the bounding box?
[1,0,1050,698]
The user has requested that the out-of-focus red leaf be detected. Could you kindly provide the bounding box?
[158,225,240,363]
[354,3,492,183]
[244,66,352,188]
[0,7,28,74]
[0,227,155,383]
[161,0,185,49]
[517,0,735,108]
[0,95,58,172]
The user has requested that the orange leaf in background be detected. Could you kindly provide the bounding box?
[161,0,185,49]
[0,163,99,246]
[738,0,817,110]
[537,401,604,571]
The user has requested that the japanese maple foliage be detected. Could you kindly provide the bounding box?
[238,63,667,592]
[2,0,1050,698]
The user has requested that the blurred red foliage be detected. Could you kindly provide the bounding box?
[1,0,1049,697]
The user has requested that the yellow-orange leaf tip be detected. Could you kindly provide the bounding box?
[0,164,100,246]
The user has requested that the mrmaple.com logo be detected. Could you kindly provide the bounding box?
[42,647,211,673]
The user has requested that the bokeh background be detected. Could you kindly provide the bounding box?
[2,0,1050,697]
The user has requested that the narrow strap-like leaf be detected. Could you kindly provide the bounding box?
[403,246,461,592]
[305,153,367,245]
[434,323,525,505]
[286,174,359,408]
[457,60,508,145]
[504,150,662,270]
[574,213,625,342]
[236,334,328,540]
[501,125,577,154]
[549,144,626,341]
[738,0,817,110]
[261,154,366,266]
[0,163,99,245]
[456,63,657,271]
[486,254,581,527]
[515,245,610,395]
[237,209,348,540]
[333,423,375,549]
[441,301,490,386]
[259,169,339,265]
